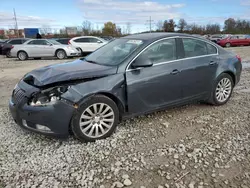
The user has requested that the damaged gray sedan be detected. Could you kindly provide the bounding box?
[9,33,242,142]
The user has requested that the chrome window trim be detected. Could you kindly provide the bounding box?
[126,36,219,72]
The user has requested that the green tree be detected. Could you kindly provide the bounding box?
[102,22,118,36]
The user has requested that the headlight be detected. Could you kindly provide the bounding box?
[29,86,69,106]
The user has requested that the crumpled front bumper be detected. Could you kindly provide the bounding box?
[9,81,76,137]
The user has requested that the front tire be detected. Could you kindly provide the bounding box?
[17,51,28,61]
[225,43,231,48]
[208,73,234,105]
[56,50,66,59]
[71,95,119,142]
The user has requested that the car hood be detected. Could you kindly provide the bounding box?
[23,58,117,87]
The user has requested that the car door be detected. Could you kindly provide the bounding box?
[180,38,219,99]
[89,37,104,51]
[40,40,54,56]
[126,38,185,114]
[25,40,38,57]
[73,38,91,52]
[231,36,241,46]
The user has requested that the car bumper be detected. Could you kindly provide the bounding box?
[9,82,76,137]
[66,50,81,57]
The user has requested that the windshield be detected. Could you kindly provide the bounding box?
[85,38,144,66]
[48,39,62,45]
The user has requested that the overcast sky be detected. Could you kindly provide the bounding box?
[0,0,250,33]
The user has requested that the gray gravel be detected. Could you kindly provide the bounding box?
[0,50,250,187]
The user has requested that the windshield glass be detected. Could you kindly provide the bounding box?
[85,38,144,66]
[48,39,62,45]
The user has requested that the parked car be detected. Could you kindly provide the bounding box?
[9,33,242,142]
[10,39,81,60]
[68,36,108,55]
[100,36,114,41]
[209,34,231,44]
[2,38,30,57]
[0,40,7,55]
[218,35,250,47]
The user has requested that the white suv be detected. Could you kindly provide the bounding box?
[69,36,107,54]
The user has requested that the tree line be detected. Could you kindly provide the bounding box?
[154,18,250,35]
[79,17,250,37]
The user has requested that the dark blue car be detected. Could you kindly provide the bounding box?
[9,33,242,142]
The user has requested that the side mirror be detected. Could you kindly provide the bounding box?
[132,55,153,69]
[49,43,53,46]
[97,40,102,43]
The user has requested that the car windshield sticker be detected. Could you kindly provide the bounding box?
[127,40,143,45]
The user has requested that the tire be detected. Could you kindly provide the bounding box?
[71,95,119,142]
[17,51,28,61]
[56,50,66,59]
[208,73,234,105]
[225,43,231,48]
[6,50,11,58]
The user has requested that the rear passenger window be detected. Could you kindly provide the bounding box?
[140,38,176,64]
[9,39,22,45]
[182,38,207,58]
[74,38,90,43]
[207,43,217,54]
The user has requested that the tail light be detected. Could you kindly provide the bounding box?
[236,55,241,63]
[11,45,14,49]
[68,41,71,45]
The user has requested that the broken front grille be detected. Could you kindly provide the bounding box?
[12,86,26,105]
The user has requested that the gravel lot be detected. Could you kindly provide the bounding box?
[0,47,250,188]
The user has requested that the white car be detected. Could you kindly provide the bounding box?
[69,36,107,54]
[10,39,81,60]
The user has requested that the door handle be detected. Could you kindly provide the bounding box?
[171,69,180,75]
[209,61,217,65]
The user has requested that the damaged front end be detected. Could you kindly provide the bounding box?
[28,85,69,107]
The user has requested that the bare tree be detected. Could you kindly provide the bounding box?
[82,20,92,35]
[40,25,52,35]
[156,20,164,31]
[126,22,131,34]
[177,19,187,32]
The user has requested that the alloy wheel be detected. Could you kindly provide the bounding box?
[79,103,115,138]
[215,78,232,103]
[57,50,65,59]
[18,52,27,60]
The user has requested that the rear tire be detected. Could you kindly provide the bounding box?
[56,50,66,59]
[208,73,234,106]
[71,95,119,142]
[6,50,11,58]
[17,51,28,61]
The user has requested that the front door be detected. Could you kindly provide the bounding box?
[126,38,184,114]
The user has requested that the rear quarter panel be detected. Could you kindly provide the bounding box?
[215,48,242,85]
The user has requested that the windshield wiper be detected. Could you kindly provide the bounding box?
[85,59,99,64]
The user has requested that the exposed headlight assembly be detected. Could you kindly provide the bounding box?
[29,86,69,106]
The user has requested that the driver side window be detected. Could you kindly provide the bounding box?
[140,38,177,64]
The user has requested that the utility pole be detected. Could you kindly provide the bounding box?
[146,16,154,33]
[13,8,19,37]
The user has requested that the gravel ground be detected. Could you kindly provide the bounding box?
[0,48,250,188]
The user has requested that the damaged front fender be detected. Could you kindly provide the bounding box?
[61,73,126,110]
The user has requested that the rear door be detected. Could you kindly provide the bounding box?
[126,38,185,114]
[179,38,219,99]
[73,38,91,52]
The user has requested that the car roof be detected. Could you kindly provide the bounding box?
[122,32,196,41]
[72,36,101,39]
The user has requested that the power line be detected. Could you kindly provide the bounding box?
[146,16,154,33]
[13,8,19,37]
